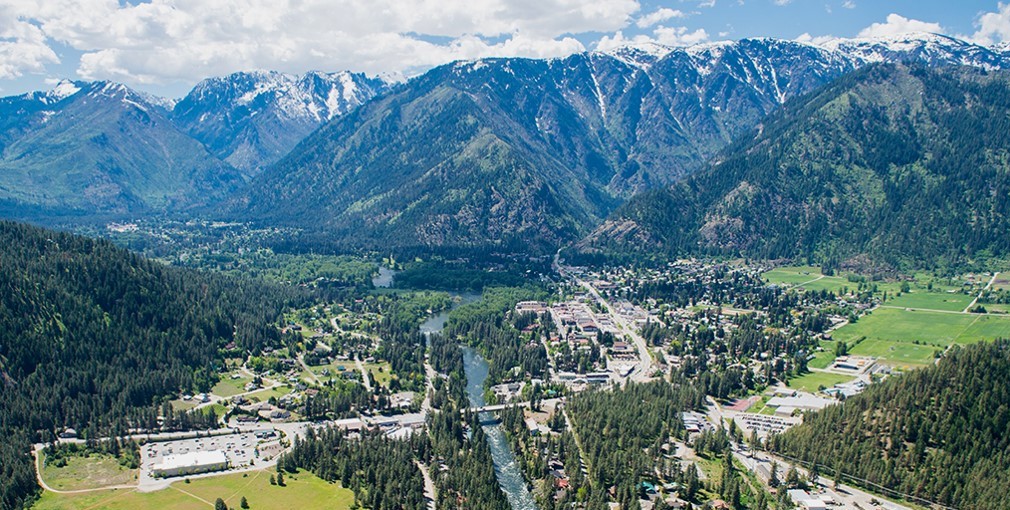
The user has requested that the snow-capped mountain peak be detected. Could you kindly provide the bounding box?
[601,42,675,70]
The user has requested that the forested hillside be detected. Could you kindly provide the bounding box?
[770,340,1010,510]
[224,40,863,253]
[0,221,303,510]
[0,82,242,217]
[582,63,1010,269]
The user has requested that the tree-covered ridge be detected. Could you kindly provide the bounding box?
[770,339,1010,510]
[584,63,1010,270]
[0,221,303,510]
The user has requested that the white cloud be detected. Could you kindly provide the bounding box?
[636,8,685,28]
[842,1,856,9]
[968,2,1010,45]
[594,31,652,52]
[0,4,60,79]
[795,32,836,45]
[0,0,640,87]
[773,0,793,6]
[653,25,710,46]
[857,13,943,39]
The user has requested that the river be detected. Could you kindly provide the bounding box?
[462,347,540,510]
[419,292,539,510]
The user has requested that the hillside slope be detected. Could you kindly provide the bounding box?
[226,39,864,253]
[770,339,1010,510]
[582,64,1010,268]
[0,221,301,509]
[0,82,243,217]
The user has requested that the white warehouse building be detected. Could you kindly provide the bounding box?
[152,450,229,477]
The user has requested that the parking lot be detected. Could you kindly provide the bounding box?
[141,431,275,481]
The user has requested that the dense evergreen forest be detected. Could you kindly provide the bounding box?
[582,63,1010,271]
[444,286,551,386]
[0,221,304,510]
[770,340,1010,510]
[279,428,429,510]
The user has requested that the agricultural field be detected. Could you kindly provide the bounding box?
[883,291,973,312]
[34,469,354,510]
[762,266,851,293]
[786,371,855,394]
[833,307,1010,367]
[41,453,137,491]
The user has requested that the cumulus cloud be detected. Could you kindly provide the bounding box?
[0,4,59,79]
[653,26,710,46]
[969,2,1010,45]
[595,23,709,52]
[636,8,685,28]
[795,32,836,45]
[1,0,640,86]
[857,13,943,39]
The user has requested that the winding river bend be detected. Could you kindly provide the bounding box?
[418,292,539,510]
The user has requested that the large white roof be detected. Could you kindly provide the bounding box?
[155,450,228,470]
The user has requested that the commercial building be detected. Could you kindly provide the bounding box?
[152,450,228,478]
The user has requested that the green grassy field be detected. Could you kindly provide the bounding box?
[884,291,973,312]
[362,362,393,387]
[41,453,137,491]
[33,469,355,510]
[245,385,292,402]
[211,374,253,397]
[786,371,855,393]
[763,266,851,293]
[169,399,198,412]
[832,307,1010,367]
[808,344,838,370]
[835,308,990,346]
[846,339,940,368]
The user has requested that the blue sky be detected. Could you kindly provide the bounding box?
[1,0,1007,99]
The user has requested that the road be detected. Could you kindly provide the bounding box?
[554,250,655,382]
[354,355,373,391]
[415,460,437,510]
[578,278,655,382]
[964,271,1000,313]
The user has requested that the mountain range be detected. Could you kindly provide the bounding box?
[2,32,1010,259]
[0,71,387,218]
[226,32,1010,254]
[578,62,1010,269]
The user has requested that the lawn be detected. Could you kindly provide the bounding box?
[41,453,137,491]
[786,371,855,394]
[211,374,253,397]
[33,469,355,510]
[884,291,973,312]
